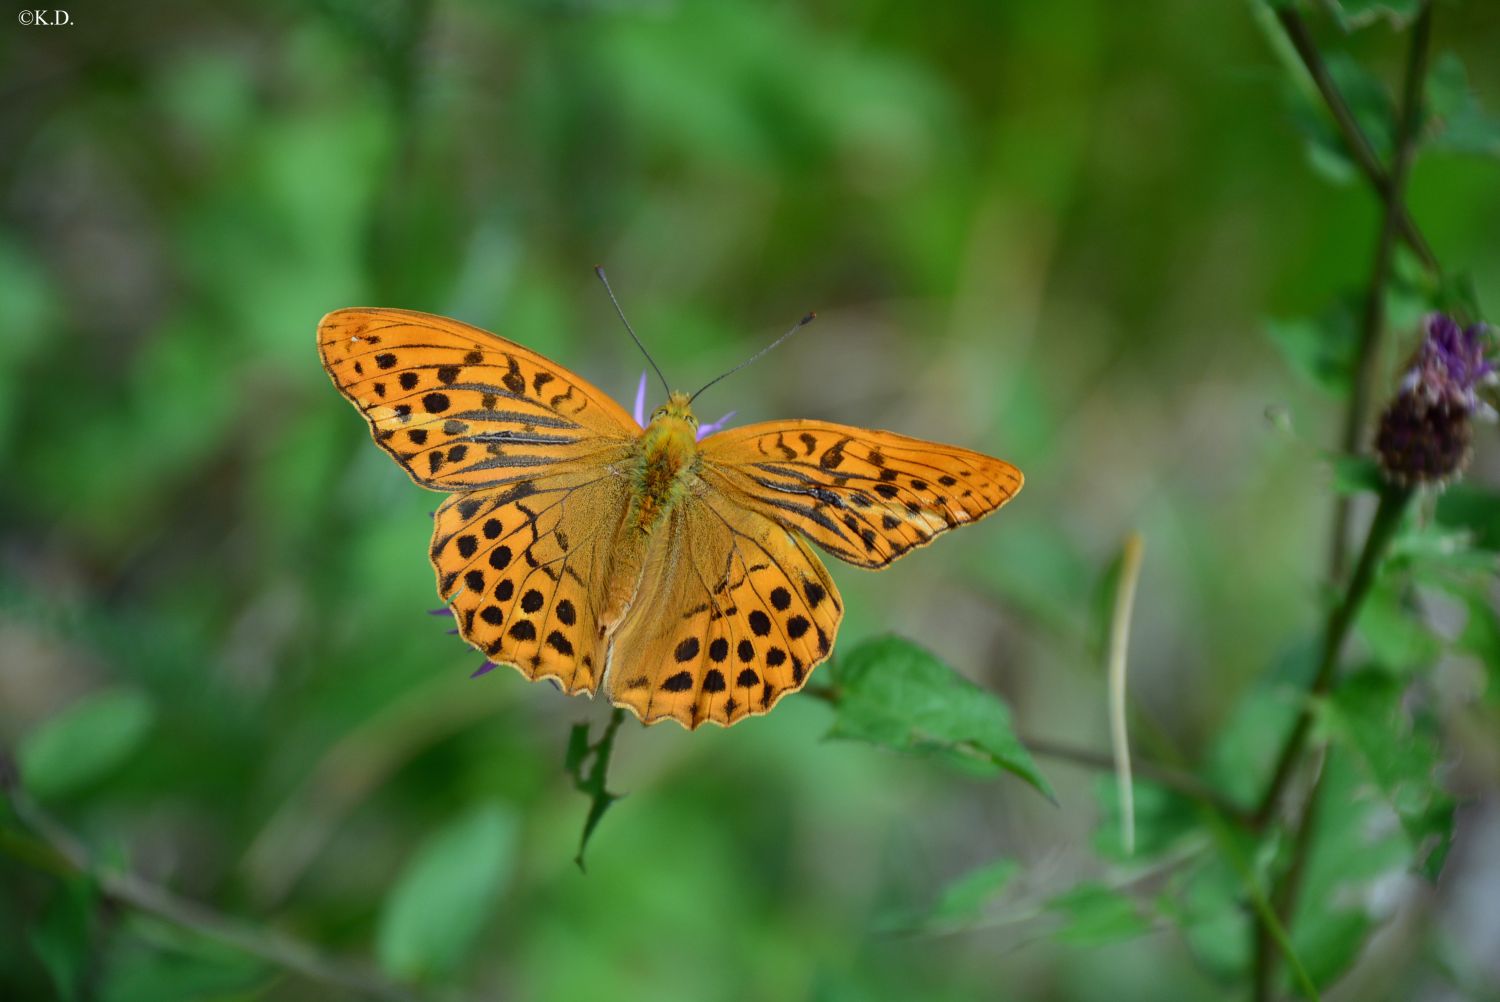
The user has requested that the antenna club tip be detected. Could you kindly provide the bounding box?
[593,265,606,276]
[801,311,817,325]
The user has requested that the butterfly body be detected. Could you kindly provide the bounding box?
[318,307,1022,729]
[628,390,701,537]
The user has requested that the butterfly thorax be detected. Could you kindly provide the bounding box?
[627,391,700,535]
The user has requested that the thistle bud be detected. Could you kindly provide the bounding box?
[1375,314,1494,486]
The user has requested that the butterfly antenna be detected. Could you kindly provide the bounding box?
[595,266,670,397]
[689,311,817,404]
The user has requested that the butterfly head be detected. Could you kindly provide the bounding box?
[649,390,699,431]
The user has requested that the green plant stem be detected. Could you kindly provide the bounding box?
[1020,736,1252,825]
[1251,6,1434,995]
[1327,0,1435,582]
[1272,5,1440,276]
[1253,480,1414,828]
[1,782,418,1002]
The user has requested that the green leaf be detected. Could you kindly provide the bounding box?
[1330,0,1421,28]
[1286,53,1395,182]
[19,689,156,799]
[927,859,1020,926]
[1355,575,1443,673]
[1436,484,1500,552]
[1286,752,1415,989]
[1047,882,1150,945]
[28,877,98,1002]
[1093,777,1204,863]
[1265,302,1357,394]
[1425,53,1500,158]
[99,916,269,1002]
[376,802,518,981]
[1330,454,1385,497]
[1320,672,1456,881]
[825,635,1053,800]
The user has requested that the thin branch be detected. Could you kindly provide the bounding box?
[1273,6,1440,276]
[1022,736,1252,826]
[1,777,417,1002]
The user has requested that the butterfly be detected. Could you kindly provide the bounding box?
[317,303,1022,729]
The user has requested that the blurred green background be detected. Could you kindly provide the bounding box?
[2,1,1498,1000]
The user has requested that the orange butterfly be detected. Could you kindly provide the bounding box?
[317,299,1022,729]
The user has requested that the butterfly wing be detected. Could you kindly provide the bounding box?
[697,420,1022,569]
[430,464,632,694]
[603,489,843,729]
[317,308,639,491]
[319,307,642,692]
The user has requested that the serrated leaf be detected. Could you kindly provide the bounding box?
[825,635,1053,800]
[1047,883,1150,945]
[19,689,155,799]
[1265,304,1357,394]
[1426,53,1500,158]
[1331,0,1422,29]
[376,802,517,981]
[1286,52,1395,182]
[1320,672,1455,881]
[929,859,1020,925]
[1286,752,1416,989]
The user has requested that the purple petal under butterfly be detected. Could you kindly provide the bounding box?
[427,606,455,617]
[633,371,648,427]
[471,660,498,678]
[696,411,737,439]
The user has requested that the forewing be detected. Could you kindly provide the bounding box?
[698,420,1022,569]
[318,308,638,490]
[432,458,633,695]
[604,489,843,729]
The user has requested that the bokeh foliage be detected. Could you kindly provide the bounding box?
[2,1,1499,1000]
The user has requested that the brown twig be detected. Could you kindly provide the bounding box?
[1,779,417,1002]
[1274,6,1440,276]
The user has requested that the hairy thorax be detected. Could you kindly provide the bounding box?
[627,393,700,535]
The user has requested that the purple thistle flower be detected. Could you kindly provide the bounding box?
[696,411,737,439]
[471,661,498,678]
[1376,313,1495,486]
[1401,313,1496,413]
[427,606,455,617]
